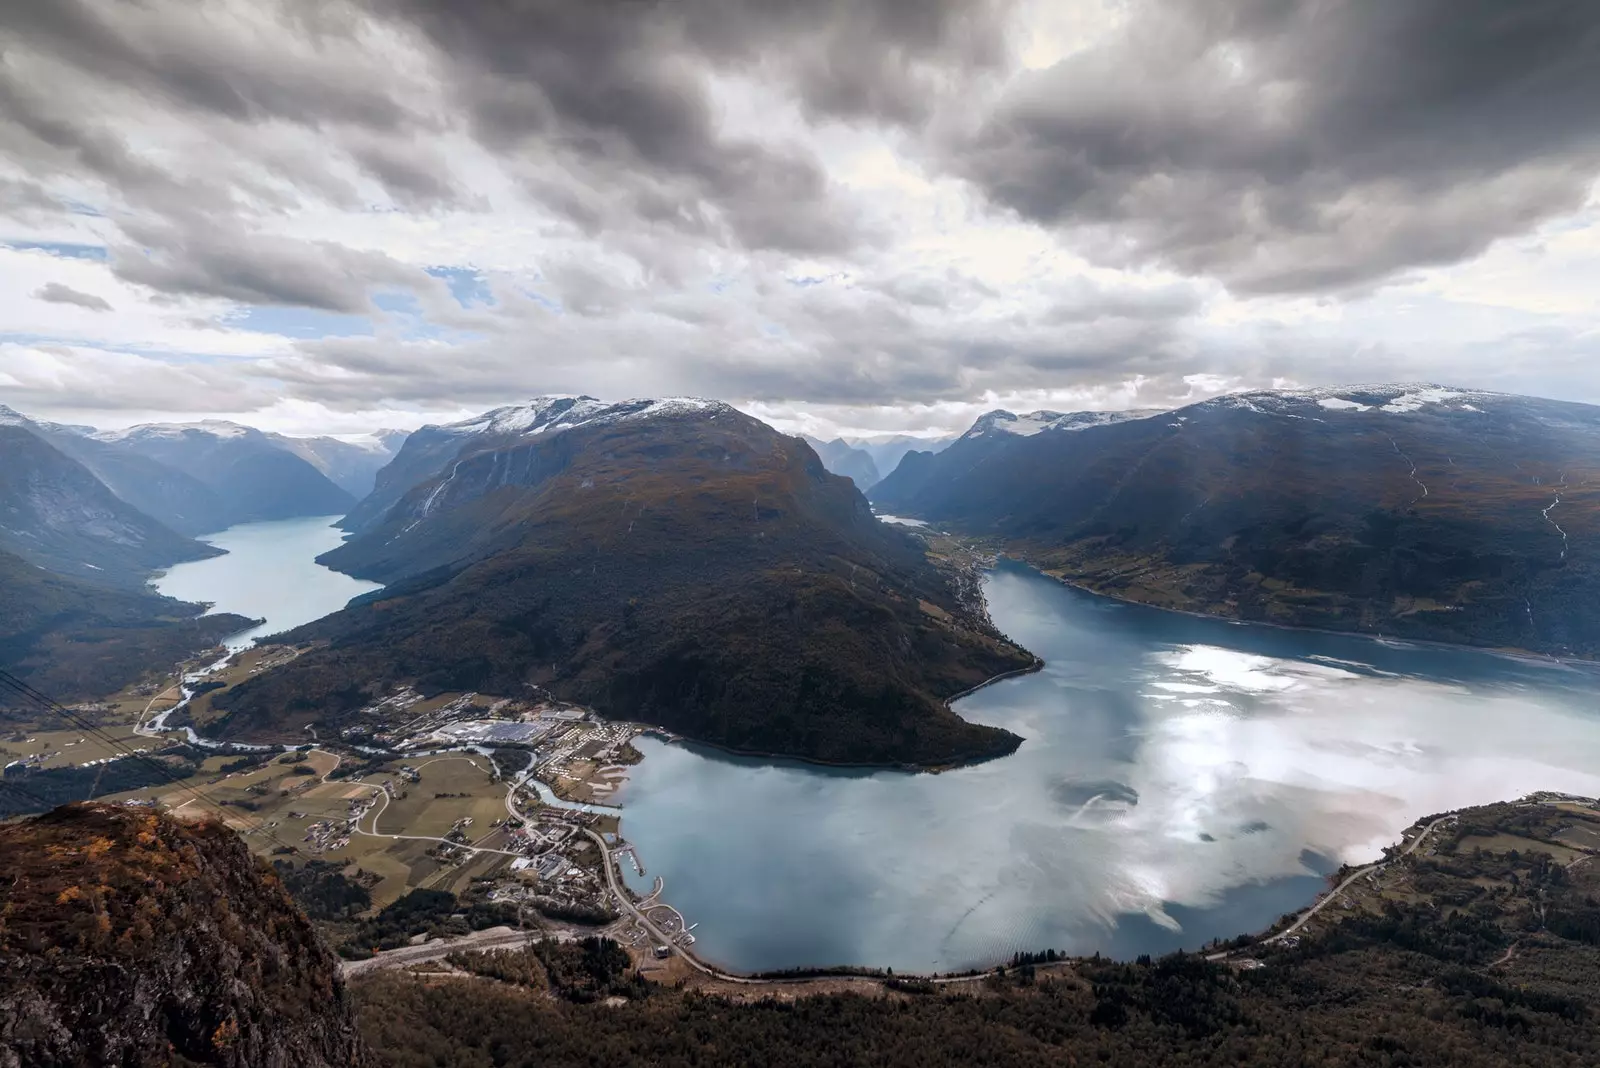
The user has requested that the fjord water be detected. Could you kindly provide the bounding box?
[153,516,381,648]
[619,560,1600,974]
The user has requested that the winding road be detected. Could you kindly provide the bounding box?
[1265,815,1456,944]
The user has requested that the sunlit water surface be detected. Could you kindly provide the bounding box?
[617,560,1600,973]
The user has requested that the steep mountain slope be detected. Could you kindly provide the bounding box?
[338,396,610,532]
[848,433,956,478]
[873,385,1600,657]
[0,803,369,1067]
[0,422,219,585]
[92,421,355,525]
[871,407,1164,512]
[268,431,406,499]
[801,435,881,488]
[29,423,235,537]
[212,398,1034,767]
[0,547,251,706]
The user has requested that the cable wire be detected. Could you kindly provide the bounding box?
[0,669,304,855]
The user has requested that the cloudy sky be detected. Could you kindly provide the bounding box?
[2,0,1598,440]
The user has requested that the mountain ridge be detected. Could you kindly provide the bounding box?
[0,423,220,586]
[212,398,1034,768]
[873,383,1600,658]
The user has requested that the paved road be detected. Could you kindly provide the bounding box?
[1264,815,1456,945]
[355,785,527,859]
[582,827,740,981]
[340,925,568,977]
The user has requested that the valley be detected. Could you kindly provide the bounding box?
[8,386,1600,991]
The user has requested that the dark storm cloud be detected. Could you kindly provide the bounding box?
[0,66,219,217]
[373,0,1013,254]
[33,282,111,312]
[344,136,474,211]
[110,218,434,312]
[1,0,411,130]
[0,176,61,219]
[952,0,1600,294]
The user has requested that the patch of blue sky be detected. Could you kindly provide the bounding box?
[519,287,563,314]
[426,265,495,308]
[0,333,261,365]
[3,241,108,260]
[373,291,422,315]
[230,306,375,339]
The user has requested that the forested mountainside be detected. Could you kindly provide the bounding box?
[90,421,355,526]
[872,385,1600,658]
[209,398,1033,768]
[0,547,250,707]
[0,804,369,1067]
[346,797,1600,1067]
[0,421,218,586]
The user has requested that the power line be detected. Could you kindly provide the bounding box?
[0,669,305,856]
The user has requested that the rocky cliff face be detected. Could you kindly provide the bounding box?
[0,803,368,1068]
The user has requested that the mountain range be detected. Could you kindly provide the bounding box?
[210,397,1034,767]
[86,421,358,527]
[872,384,1600,657]
[801,435,882,489]
[0,403,402,705]
[0,417,217,585]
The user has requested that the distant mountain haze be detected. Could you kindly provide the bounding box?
[91,421,356,525]
[801,435,881,489]
[267,430,406,499]
[872,384,1600,658]
[849,434,957,481]
[0,419,219,586]
[213,397,1035,767]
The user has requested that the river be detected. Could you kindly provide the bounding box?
[153,516,381,648]
[616,560,1600,974]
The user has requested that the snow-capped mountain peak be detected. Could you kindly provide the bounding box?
[432,395,735,441]
[962,407,1165,440]
[92,419,257,444]
[1199,383,1506,419]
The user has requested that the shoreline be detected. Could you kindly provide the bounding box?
[593,792,1600,986]
[628,658,1047,776]
[1016,557,1588,672]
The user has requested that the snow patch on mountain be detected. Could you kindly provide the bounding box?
[94,419,255,443]
[964,408,1164,440]
[432,395,736,442]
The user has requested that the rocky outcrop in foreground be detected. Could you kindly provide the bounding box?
[0,803,367,1068]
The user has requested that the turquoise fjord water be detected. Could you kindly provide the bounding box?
[153,516,380,649]
[616,560,1600,974]
[160,528,1600,974]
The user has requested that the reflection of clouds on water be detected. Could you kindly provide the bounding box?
[621,564,1600,974]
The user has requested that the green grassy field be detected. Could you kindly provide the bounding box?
[93,749,514,909]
